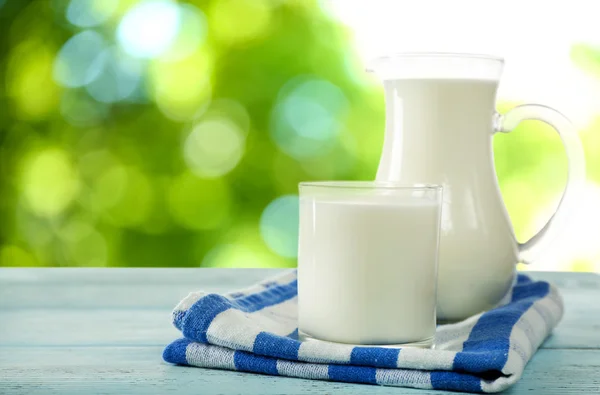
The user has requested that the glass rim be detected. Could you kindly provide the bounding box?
[367,52,505,65]
[299,181,442,191]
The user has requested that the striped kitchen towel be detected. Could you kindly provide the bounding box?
[163,270,562,393]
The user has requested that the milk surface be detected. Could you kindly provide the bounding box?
[297,196,441,345]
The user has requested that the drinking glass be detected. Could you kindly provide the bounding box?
[297,181,442,347]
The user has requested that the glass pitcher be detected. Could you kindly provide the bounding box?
[368,53,585,321]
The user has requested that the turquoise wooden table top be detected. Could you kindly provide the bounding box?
[1,269,599,394]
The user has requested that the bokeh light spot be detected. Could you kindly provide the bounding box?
[167,172,231,230]
[78,150,118,180]
[85,48,142,103]
[201,99,251,133]
[210,0,272,45]
[90,164,128,211]
[271,77,348,159]
[284,97,335,140]
[198,222,287,268]
[150,51,212,120]
[70,230,108,266]
[60,220,108,266]
[6,41,59,121]
[66,0,119,28]
[21,148,79,217]
[202,244,277,268]
[161,4,207,62]
[117,0,180,58]
[184,119,246,178]
[53,30,106,88]
[259,195,299,258]
[104,167,154,228]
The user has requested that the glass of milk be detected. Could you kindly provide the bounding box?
[297,181,443,347]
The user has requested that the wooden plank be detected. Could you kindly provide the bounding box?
[0,347,598,394]
[1,270,598,349]
[0,309,178,347]
[0,268,282,285]
[0,269,599,394]
[0,269,278,309]
[531,272,600,350]
[1,303,597,349]
[544,287,600,349]
[0,284,204,310]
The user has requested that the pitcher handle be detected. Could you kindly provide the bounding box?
[495,104,586,264]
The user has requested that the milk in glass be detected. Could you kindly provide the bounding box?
[298,188,442,345]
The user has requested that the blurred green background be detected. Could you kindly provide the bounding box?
[0,0,598,270]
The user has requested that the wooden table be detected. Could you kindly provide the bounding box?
[1,269,599,394]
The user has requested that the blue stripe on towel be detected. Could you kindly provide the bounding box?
[172,310,187,331]
[453,280,550,373]
[254,332,300,360]
[287,329,299,340]
[234,350,279,375]
[164,272,562,393]
[430,371,482,393]
[162,338,191,365]
[233,280,297,312]
[350,347,400,368]
[328,365,377,384]
[516,274,532,285]
[182,279,297,342]
[182,294,232,342]
[511,281,549,303]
